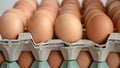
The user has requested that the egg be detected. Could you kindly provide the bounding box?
[84,9,103,26]
[27,12,53,43]
[86,14,114,44]
[0,13,24,39]
[0,51,5,64]
[112,10,120,26]
[21,0,37,11]
[48,51,63,68]
[4,9,26,26]
[83,0,102,9]
[116,19,120,32]
[106,52,120,68]
[17,51,34,68]
[55,14,82,43]
[108,2,120,18]
[77,51,93,68]
[106,0,119,9]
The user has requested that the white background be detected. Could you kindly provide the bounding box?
[0,0,107,16]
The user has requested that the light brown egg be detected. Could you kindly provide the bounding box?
[0,51,5,64]
[27,12,53,43]
[86,14,114,44]
[106,52,120,68]
[108,3,120,18]
[4,9,26,26]
[40,0,59,9]
[21,0,37,11]
[85,3,105,12]
[77,51,93,68]
[48,51,63,68]
[84,9,103,26]
[0,13,24,39]
[83,0,102,9]
[38,7,58,20]
[17,51,34,68]
[112,10,120,26]
[55,14,82,43]
[14,6,32,20]
[116,19,120,32]
[106,0,119,9]
[62,0,79,7]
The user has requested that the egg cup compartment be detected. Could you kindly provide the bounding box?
[0,33,119,68]
[1,61,19,68]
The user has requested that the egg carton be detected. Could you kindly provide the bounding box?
[0,33,119,68]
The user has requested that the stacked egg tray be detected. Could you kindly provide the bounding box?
[0,33,119,68]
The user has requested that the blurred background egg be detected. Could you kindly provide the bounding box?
[48,51,63,68]
[77,51,93,68]
[17,51,34,68]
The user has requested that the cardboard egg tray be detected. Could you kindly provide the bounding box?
[0,33,119,68]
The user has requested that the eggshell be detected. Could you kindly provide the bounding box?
[0,13,24,39]
[116,19,120,32]
[83,0,102,9]
[84,9,103,26]
[60,5,80,18]
[62,0,79,8]
[106,0,119,9]
[14,6,32,20]
[27,12,53,43]
[48,51,63,68]
[77,51,93,68]
[4,9,26,26]
[0,51,5,64]
[108,3,120,18]
[38,7,58,20]
[40,0,59,9]
[86,14,114,44]
[107,52,120,68]
[107,1,120,11]
[17,51,34,68]
[85,3,105,12]
[112,10,120,26]
[20,0,37,11]
[34,10,55,24]
[14,1,35,12]
[55,14,82,43]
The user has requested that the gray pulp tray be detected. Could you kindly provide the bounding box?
[0,33,119,68]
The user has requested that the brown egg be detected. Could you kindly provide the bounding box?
[14,6,32,20]
[21,0,37,11]
[0,13,24,39]
[107,52,120,68]
[55,14,82,43]
[62,0,79,8]
[86,14,114,44]
[27,12,53,43]
[0,51,5,64]
[38,7,58,20]
[106,0,119,9]
[77,51,93,68]
[84,9,103,26]
[107,0,120,11]
[112,10,120,26]
[108,3,120,18]
[83,0,102,9]
[85,3,105,12]
[4,9,26,26]
[48,51,63,68]
[40,0,59,9]
[17,51,34,68]
[116,19,120,32]
[61,6,80,18]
